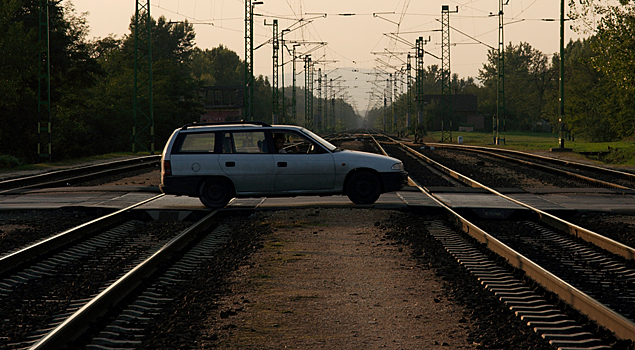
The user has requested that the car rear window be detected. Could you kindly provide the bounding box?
[177,132,216,153]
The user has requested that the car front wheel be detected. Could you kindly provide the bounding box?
[346,171,381,205]
[199,177,234,208]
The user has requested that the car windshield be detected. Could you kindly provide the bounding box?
[300,128,338,152]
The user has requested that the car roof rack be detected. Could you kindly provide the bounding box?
[181,121,271,130]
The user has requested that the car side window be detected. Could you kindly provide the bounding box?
[176,132,216,153]
[226,131,267,154]
[271,132,326,154]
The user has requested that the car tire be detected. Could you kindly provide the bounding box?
[199,177,234,208]
[346,171,381,205]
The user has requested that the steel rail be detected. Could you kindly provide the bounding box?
[425,142,635,187]
[394,139,635,260]
[370,134,635,343]
[0,194,164,275]
[0,155,160,192]
[29,208,219,350]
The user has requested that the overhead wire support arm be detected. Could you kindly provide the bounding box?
[255,19,313,51]
[372,12,399,26]
[382,32,415,48]
[436,19,496,50]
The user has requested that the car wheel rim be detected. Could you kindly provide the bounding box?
[206,184,224,200]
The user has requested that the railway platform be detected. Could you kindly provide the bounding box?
[1,184,634,217]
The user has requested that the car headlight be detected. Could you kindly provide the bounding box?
[391,162,403,171]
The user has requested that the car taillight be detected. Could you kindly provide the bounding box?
[162,160,172,176]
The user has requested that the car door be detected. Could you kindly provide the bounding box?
[271,131,335,192]
[218,131,274,194]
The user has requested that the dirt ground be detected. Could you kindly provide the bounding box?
[206,208,477,349]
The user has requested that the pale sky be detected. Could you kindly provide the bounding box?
[70,0,586,115]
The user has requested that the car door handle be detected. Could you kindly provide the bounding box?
[277,162,287,167]
[225,161,236,167]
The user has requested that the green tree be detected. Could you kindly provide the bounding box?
[567,1,635,141]
[190,45,244,86]
[0,1,101,162]
[82,14,201,154]
[591,5,635,91]
[479,42,556,130]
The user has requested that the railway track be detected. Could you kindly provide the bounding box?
[425,142,635,189]
[361,131,635,349]
[0,195,241,349]
[3,133,635,348]
[0,155,160,193]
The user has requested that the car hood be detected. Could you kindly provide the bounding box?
[333,149,402,171]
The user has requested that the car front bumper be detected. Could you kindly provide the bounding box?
[380,171,408,192]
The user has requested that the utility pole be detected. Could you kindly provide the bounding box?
[407,54,412,129]
[384,77,389,132]
[558,0,566,149]
[393,72,398,130]
[324,73,328,131]
[265,19,279,124]
[317,68,322,131]
[38,0,51,162]
[281,29,290,124]
[496,0,508,145]
[244,0,262,120]
[133,0,154,154]
[441,5,457,143]
[304,55,313,129]
[331,85,336,131]
[415,36,429,141]
[292,44,300,125]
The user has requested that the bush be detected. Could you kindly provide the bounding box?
[0,155,23,168]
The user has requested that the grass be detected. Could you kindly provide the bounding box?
[420,131,635,166]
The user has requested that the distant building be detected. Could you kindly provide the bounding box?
[424,94,483,131]
[198,86,243,122]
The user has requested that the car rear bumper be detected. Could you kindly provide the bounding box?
[160,176,203,197]
[380,171,408,192]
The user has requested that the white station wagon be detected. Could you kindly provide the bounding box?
[160,122,408,208]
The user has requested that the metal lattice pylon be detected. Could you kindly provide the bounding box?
[441,5,457,143]
[133,0,154,154]
[407,54,412,128]
[292,45,298,125]
[317,68,322,131]
[393,73,398,128]
[271,19,279,124]
[416,37,425,126]
[304,55,313,129]
[244,0,255,120]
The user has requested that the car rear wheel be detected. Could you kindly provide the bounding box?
[199,177,234,208]
[346,171,381,205]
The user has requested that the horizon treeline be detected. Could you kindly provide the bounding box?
[0,1,361,164]
[1,1,633,164]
